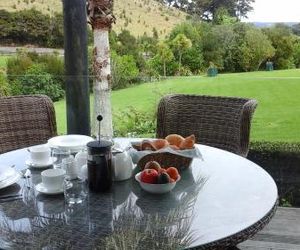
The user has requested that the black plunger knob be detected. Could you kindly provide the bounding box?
[97,115,103,122]
[97,115,103,142]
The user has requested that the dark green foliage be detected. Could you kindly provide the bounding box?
[111,51,139,90]
[36,53,65,89]
[47,13,64,48]
[6,50,33,83]
[0,73,10,96]
[114,30,146,70]
[0,9,63,48]
[18,64,64,101]
[293,40,300,68]
[146,54,178,77]
[250,141,300,154]
[263,24,296,69]
[163,0,254,22]
[239,28,275,71]
[202,31,224,69]
[291,23,300,36]
[138,34,158,57]
[113,107,156,138]
[6,51,65,101]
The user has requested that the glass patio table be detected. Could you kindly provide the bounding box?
[0,138,278,249]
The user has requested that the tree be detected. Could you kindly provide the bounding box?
[172,33,192,75]
[239,28,275,71]
[236,0,255,20]
[200,24,225,70]
[157,42,174,77]
[111,51,139,89]
[162,0,254,22]
[294,39,300,68]
[87,0,116,137]
[263,24,296,69]
[291,23,300,36]
[212,24,239,72]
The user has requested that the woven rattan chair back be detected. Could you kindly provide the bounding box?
[156,94,257,157]
[0,95,57,154]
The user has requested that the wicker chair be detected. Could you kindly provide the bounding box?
[0,95,57,154]
[156,94,258,157]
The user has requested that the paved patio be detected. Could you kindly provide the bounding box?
[238,207,300,249]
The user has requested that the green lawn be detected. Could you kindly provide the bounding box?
[0,56,9,71]
[54,69,300,142]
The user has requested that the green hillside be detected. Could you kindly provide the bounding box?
[0,0,186,37]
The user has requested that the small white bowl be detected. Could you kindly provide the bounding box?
[135,172,180,194]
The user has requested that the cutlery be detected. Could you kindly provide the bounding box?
[0,196,23,203]
[0,194,22,199]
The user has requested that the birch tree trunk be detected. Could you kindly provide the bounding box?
[92,29,113,138]
[87,0,116,138]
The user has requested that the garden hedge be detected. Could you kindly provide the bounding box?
[248,141,300,207]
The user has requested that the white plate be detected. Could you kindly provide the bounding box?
[25,157,55,169]
[0,171,21,190]
[48,135,94,153]
[0,165,15,182]
[35,183,64,195]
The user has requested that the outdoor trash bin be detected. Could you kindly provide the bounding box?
[207,67,218,77]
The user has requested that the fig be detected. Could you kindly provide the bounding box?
[157,172,171,184]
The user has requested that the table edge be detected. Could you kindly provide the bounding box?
[187,198,279,249]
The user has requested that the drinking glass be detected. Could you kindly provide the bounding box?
[51,148,71,169]
[64,176,88,205]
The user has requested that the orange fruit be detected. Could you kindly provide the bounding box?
[166,167,179,181]
[158,168,167,174]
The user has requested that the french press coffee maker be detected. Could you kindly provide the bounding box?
[87,115,113,192]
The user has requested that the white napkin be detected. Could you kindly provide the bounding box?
[0,165,15,182]
[129,143,203,164]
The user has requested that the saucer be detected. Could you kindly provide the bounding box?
[25,157,56,169]
[35,183,64,195]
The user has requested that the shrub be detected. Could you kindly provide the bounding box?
[18,63,64,101]
[176,66,192,76]
[0,9,63,48]
[146,54,178,77]
[6,50,33,83]
[37,53,64,89]
[111,52,139,89]
[0,73,10,96]
[113,107,156,138]
[6,50,65,100]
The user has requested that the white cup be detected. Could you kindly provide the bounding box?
[41,169,66,190]
[29,145,51,165]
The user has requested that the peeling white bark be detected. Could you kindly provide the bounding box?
[92,29,113,138]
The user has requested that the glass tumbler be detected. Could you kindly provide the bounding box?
[64,176,88,205]
[51,148,71,169]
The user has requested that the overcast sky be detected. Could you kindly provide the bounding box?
[244,0,300,22]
